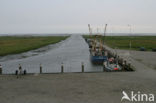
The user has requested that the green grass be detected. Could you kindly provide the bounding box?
[0,36,69,56]
[83,35,156,51]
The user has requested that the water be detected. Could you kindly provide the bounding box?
[0,35,102,74]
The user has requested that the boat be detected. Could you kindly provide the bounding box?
[88,24,108,65]
[105,63,122,71]
[86,24,123,71]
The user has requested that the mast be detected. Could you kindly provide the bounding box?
[103,24,108,45]
[88,24,91,37]
[88,24,90,32]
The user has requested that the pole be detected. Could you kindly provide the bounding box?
[81,62,84,73]
[0,64,2,74]
[103,62,106,72]
[61,62,64,73]
[88,24,91,38]
[40,63,42,74]
[103,24,108,45]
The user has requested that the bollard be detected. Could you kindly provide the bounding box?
[15,70,19,78]
[15,70,18,75]
[81,62,84,73]
[24,70,27,75]
[61,62,64,73]
[40,64,42,74]
[103,62,105,72]
[0,64,2,74]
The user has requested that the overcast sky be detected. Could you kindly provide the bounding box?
[0,0,156,34]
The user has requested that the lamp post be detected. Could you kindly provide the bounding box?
[128,24,132,65]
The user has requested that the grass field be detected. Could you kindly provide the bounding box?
[83,35,156,51]
[0,36,68,56]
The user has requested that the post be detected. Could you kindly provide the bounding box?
[81,62,84,73]
[61,62,64,73]
[15,70,18,75]
[103,62,105,72]
[40,64,42,74]
[0,64,2,74]
[15,70,18,78]
[24,70,27,75]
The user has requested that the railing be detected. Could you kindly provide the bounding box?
[0,60,134,75]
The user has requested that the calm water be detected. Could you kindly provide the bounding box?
[0,35,102,74]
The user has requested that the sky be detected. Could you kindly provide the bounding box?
[0,0,156,34]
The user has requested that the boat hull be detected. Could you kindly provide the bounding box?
[90,55,107,64]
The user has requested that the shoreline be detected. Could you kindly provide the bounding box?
[0,36,69,56]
